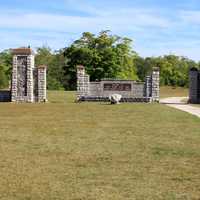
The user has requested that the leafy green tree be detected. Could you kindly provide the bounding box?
[0,50,12,89]
[115,37,138,80]
[35,46,53,67]
[0,65,8,89]
[0,32,198,90]
[35,47,65,90]
[135,55,198,87]
[63,31,138,90]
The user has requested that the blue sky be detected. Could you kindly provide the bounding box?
[1,0,200,60]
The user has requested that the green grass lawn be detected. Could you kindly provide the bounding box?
[0,90,200,200]
[160,86,188,98]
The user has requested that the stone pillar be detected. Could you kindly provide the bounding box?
[37,65,47,102]
[145,75,151,98]
[11,55,18,102]
[27,55,34,103]
[151,68,160,102]
[189,68,199,104]
[77,65,89,100]
[11,48,35,103]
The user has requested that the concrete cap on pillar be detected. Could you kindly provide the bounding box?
[77,65,85,70]
[152,67,160,72]
[190,67,198,72]
[38,65,47,69]
[12,47,35,55]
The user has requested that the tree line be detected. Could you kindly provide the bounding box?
[0,31,199,90]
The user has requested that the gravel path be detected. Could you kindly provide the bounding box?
[160,97,200,118]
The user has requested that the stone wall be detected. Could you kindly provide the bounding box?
[77,66,160,103]
[99,80,145,98]
[89,82,101,97]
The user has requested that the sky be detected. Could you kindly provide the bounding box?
[1,0,200,60]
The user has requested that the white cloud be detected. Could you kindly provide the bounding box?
[0,7,171,33]
[0,4,200,61]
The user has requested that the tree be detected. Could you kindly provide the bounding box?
[35,46,65,90]
[0,32,198,90]
[135,55,198,87]
[0,50,12,89]
[63,31,138,90]
[0,65,8,89]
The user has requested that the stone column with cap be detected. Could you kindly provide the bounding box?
[151,67,160,102]
[189,68,200,104]
[27,54,34,102]
[11,48,47,103]
[145,75,152,98]
[11,54,18,102]
[37,65,47,102]
[77,65,89,100]
[11,48,35,103]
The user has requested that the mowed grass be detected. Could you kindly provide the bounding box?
[0,90,200,200]
[160,86,188,98]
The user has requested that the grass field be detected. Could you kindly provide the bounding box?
[160,86,188,98]
[0,89,200,200]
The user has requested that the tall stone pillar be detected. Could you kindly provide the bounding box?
[77,65,89,100]
[27,54,34,102]
[151,68,160,102]
[11,48,47,103]
[37,65,47,102]
[145,75,152,98]
[11,48,35,103]
[11,55,18,102]
[189,68,199,104]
